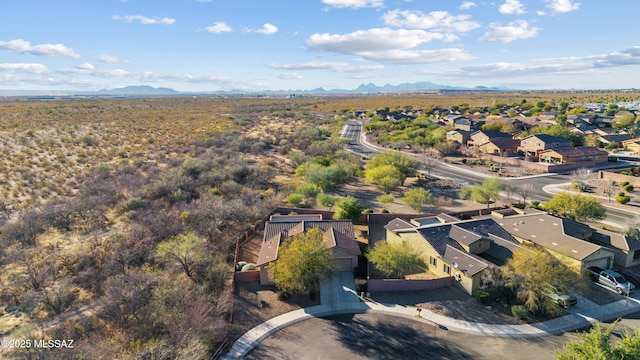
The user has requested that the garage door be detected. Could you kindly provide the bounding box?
[584,257,610,270]
[334,258,353,272]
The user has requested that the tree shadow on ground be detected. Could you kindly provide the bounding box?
[328,314,473,360]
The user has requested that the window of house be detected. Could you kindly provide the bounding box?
[634,250,640,260]
[430,257,436,266]
[444,264,451,274]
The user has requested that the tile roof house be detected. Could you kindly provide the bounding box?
[538,146,609,165]
[477,138,521,155]
[467,130,513,148]
[590,229,640,268]
[517,134,572,160]
[257,214,361,285]
[494,212,615,271]
[596,133,633,148]
[446,129,473,145]
[384,214,522,295]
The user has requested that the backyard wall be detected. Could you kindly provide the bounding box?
[234,269,260,283]
[484,154,600,173]
[368,277,453,292]
[599,169,640,187]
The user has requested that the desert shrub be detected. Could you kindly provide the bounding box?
[473,290,490,305]
[123,199,147,212]
[241,263,256,272]
[624,185,634,192]
[621,181,630,188]
[286,193,304,207]
[617,195,631,204]
[511,305,529,320]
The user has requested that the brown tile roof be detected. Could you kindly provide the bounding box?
[591,229,640,253]
[539,146,607,157]
[449,225,482,246]
[258,218,358,266]
[384,218,416,232]
[323,227,361,255]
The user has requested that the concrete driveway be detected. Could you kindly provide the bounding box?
[320,271,359,306]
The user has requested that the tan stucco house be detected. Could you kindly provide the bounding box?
[256,214,361,285]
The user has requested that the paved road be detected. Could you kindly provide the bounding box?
[246,313,580,360]
[341,120,639,225]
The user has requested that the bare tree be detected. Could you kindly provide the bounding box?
[517,183,536,204]
[597,180,616,202]
[422,148,442,179]
[570,168,591,193]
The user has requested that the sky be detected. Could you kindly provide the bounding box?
[1,0,640,93]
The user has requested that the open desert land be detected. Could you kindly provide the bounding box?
[0,91,638,359]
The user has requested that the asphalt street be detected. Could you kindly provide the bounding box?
[246,313,579,360]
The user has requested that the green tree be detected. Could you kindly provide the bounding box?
[367,151,418,185]
[305,163,348,191]
[286,193,304,207]
[557,321,640,360]
[266,228,335,295]
[377,194,394,205]
[459,177,503,207]
[317,193,337,210]
[364,164,403,194]
[502,245,580,316]
[613,113,636,131]
[156,232,209,279]
[333,196,363,222]
[544,193,606,222]
[295,183,320,206]
[367,240,426,279]
[402,188,433,212]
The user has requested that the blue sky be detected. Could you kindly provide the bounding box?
[1,0,639,92]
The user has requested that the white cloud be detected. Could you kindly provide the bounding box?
[307,28,473,64]
[460,1,476,10]
[97,54,126,63]
[255,23,278,35]
[275,72,303,80]
[358,48,474,64]
[592,47,640,67]
[308,28,446,53]
[206,22,232,33]
[76,63,95,71]
[546,0,580,13]
[479,20,540,43]
[382,10,480,33]
[322,0,383,9]
[0,39,80,58]
[499,0,526,15]
[0,63,49,74]
[112,15,175,25]
[267,61,384,72]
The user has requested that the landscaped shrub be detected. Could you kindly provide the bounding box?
[624,185,634,192]
[530,200,540,208]
[236,261,247,271]
[379,208,389,213]
[511,305,529,320]
[621,181,630,188]
[512,203,526,209]
[241,263,257,271]
[362,209,373,214]
[473,290,490,305]
[617,195,631,204]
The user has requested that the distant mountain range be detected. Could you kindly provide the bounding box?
[1,82,512,97]
[98,85,180,95]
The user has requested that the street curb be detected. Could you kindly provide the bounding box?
[222,295,640,359]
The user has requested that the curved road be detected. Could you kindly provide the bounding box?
[341,120,639,225]
[247,313,578,360]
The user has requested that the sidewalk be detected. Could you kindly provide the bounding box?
[222,292,640,359]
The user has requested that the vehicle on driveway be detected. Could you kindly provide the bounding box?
[589,267,635,295]
[543,285,577,308]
